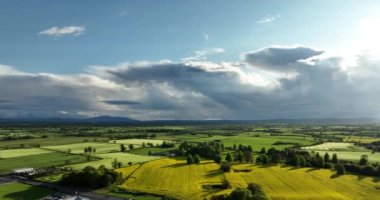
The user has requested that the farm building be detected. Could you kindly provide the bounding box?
[13,168,34,175]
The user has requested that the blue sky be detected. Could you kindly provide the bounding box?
[1,1,380,120]
[1,0,379,73]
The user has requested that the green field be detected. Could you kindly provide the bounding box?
[0,152,94,174]
[111,139,167,146]
[0,136,107,149]
[302,142,361,151]
[186,135,315,151]
[315,150,380,163]
[0,182,52,200]
[0,148,53,158]
[69,152,160,169]
[45,142,120,154]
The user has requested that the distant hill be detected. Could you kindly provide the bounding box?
[0,116,378,125]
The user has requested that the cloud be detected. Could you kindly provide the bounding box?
[182,48,225,62]
[39,26,86,37]
[203,33,210,41]
[257,14,280,24]
[2,45,380,120]
[244,46,324,72]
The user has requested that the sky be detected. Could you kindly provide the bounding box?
[1,0,380,120]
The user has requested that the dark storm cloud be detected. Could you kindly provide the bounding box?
[102,100,140,105]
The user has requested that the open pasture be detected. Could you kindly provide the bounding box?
[45,142,120,154]
[69,152,160,169]
[315,150,380,163]
[0,148,52,158]
[0,152,93,174]
[0,182,52,200]
[0,136,107,149]
[111,139,167,146]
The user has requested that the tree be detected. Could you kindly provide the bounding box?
[120,144,126,152]
[247,183,268,200]
[193,154,201,164]
[256,154,269,164]
[229,188,251,200]
[129,144,134,150]
[244,151,253,163]
[142,142,146,148]
[187,154,194,165]
[359,155,369,166]
[233,144,237,150]
[332,153,338,164]
[324,152,330,163]
[225,153,232,163]
[335,163,346,175]
[112,158,119,169]
[260,147,266,154]
[236,151,244,162]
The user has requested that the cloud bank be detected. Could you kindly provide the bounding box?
[1,46,380,120]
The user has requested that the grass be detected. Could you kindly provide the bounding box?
[129,147,176,156]
[68,152,160,169]
[110,139,167,146]
[0,148,53,158]
[226,164,380,200]
[0,136,107,149]
[187,135,315,151]
[0,182,52,200]
[315,150,380,163]
[302,142,360,151]
[45,142,120,154]
[0,152,94,174]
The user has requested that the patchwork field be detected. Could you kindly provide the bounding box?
[0,152,93,174]
[69,152,160,169]
[0,182,52,200]
[0,148,52,158]
[226,164,380,200]
[45,142,120,154]
[302,142,357,151]
[315,150,380,163]
[116,158,380,200]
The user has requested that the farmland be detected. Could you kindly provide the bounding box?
[0,182,52,200]
[0,124,380,199]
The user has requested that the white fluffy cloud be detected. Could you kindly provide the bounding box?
[39,26,86,37]
[2,45,380,120]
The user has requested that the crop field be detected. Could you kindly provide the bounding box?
[45,142,120,154]
[302,142,357,151]
[128,147,176,156]
[344,136,380,143]
[117,158,226,199]
[0,152,93,174]
[0,182,52,200]
[69,152,160,169]
[226,164,380,200]
[315,150,380,163]
[116,158,380,200]
[111,139,167,146]
[0,148,52,158]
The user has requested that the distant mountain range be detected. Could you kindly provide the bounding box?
[0,116,379,125]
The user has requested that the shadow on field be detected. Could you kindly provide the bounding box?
[372,177,379,183]
[305,168,319,172]
[162,162,188,168]
[257,163,278,168]
[330,173,342,179]
[203,169,223,178]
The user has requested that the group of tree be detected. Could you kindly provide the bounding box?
[120,144,134,152]
[178,141,223,164]
[161,141,175,148]
[83,146,96,153]
[186,154,201,165]
[211,183,268,200]
[60,165,121,188]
